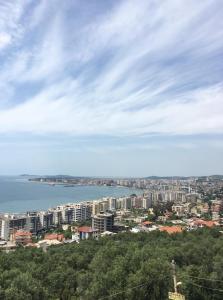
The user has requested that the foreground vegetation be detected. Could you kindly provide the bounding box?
[0,229,223,300]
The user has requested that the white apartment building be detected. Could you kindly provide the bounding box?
[108,198,117,211]
[121,197,132,210]
[72,203,92,222]
[54,202,92,224]
[39,211,54,229]
[92,200,109,215]
[0,217,10,240]
[142,197,152,209]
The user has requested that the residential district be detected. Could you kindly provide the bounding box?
[0,176,223,251]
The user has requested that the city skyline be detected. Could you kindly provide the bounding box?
[0,0,223,176]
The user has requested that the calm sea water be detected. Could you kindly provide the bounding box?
[0,176,140,213]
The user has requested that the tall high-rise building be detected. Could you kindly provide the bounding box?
[92,212,114,233]
[108,198,117,211]
[26,211,41,234]
[0,217,10,240]
[92,200,109,215]
[0,214,28,241]
[142,197,152,209]
[71,203,92,223]
[39,211,54,229]
[50,209,63,226]
[121,197,132,210]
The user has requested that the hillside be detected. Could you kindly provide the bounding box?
[0,229,222,300]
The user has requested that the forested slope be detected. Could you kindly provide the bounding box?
[0,229,222,300]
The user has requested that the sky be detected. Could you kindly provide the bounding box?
[0,0,223,177]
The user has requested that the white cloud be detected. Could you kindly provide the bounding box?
[21,16,65,82]
[0,32,11,49]
[0,82,222,136]
[0,0,223,137]
[0,0,28,50]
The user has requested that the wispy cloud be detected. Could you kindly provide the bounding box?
[0,0,28,50]
[0,0,222,138]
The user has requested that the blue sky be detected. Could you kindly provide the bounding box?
[0,0,223,176]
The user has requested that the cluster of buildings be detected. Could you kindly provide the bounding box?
[1,176,223,249]
[92,195,152,212]
[0,202,92,241]
[0,193,151,243]
[0,193,152,241]
[31,176,199,191]
[171,199,223,220]
[129,217,220,235]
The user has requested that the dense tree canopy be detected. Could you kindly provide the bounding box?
[0,228,222,299]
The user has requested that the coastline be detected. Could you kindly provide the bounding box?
[0,177,142,214]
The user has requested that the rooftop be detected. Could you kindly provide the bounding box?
[142,221,153,226]
[159,226,182,234]
[192,219,218,227]
[15,231,32,237]
[78,226,98,233]
[44,233,64,240]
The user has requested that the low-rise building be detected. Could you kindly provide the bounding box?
[142,221,153,227]
[159,226,183,234]
[189,219,218,229]
[78,226,99,240]
[172,205,185,216]
[15,230,32,246]
[44,233,64,242]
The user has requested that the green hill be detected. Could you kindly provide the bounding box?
[0,228,222,299]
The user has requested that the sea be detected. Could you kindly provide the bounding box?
[0,176,140,214]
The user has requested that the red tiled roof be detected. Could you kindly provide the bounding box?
[44,233,64,241]
[159,226,182,234]
[204,221,217,227]
[78,226,96,233]
[193,219,217,227]
[142,221,153,225]
[15,231,32,237]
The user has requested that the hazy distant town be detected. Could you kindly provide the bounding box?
[0,175,222,251]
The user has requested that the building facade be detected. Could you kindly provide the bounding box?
[92,212,114,232]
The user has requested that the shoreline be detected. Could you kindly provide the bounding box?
[28,179,141,189]
[0,181,143,215]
